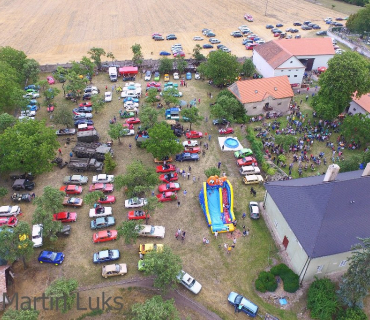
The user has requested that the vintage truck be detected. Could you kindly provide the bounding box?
[73,142,113,161]
[77,130,100,143]
[67,158,104,172]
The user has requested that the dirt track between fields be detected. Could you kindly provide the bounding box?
[0,0,337,64]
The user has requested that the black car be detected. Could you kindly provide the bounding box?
[291,29,299,33]
[122,76,136,81]
[233,33,243,38]
[12,179,35,191]
[166,34,177,40]
[276,23,283,27]
[175,153,199,162]
[266,24,274,29]
[213,118,228,125]
[295,35,301,39]
[153,35,164,41]
[293,22,302,26]
[334,22,344,27]
[316,30,327,36]
[217,44,226,49]
[203,44,214,49]
[82,93,92,100]
[74,120,94,127]
[205,32,216,37]
[303,21,311,25]
[312,25,321,29]
[73,107,92,113]
[301,26,312,30]
[84,87,100,94]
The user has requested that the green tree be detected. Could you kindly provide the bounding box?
[204,167,221,178]
[43,87,60,107]
[106,52,115,63]
[337,237,370,308]
[145,123,183,159]
[0,187,8,198]
[181,107,203,130]
[337,307,367,320]
[0,120,60,175]
[0,113,16,133]
[131,44,144,68]
[0,46,27,82]
[90,94,105,113]
[197,50,241,86]
[159,57,173,74]
[32,206,62,241]
[0,61,24,112]
[145,246,182,291]
[241,59,255,78]
[346,5,370,34]
[313,52,370,119]
[140,105,160,129]
[117,220,141,244]
[211,95,245,122]
[23,58,40,85]
[88,47,106,70]
[114,161,157,197]
[53,66,68,84]
[34,186,65,214]
[45,278,78,313]
[338,155,362,173]
[341,114,370,145]
[307,278,338,320]
[36,79,49,92]
[131,296,180,320]
[145,88,160,105]
[162,87,180,106]
[2,309,39,320]
[275,135,298,152]
[84,191,104,206]
[175,56,187,76]
[108,123,125,144]
[104,153,117,173]
[192,44,206,64]
[141,196,161,224]
[66,71,88,99]
[52,105,74,128]
[0,221,34,269]
[80,56,95,78]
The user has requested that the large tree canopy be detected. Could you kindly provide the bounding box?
[312,51,370,120]
[131,296,180,320]
[346,4,370,33]
[197,50,241,86]
[211,92,246,123]
[0,119,60,174]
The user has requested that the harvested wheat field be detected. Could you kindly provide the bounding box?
[0,0,338,64]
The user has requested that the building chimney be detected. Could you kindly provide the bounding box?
[323,164,340,182]
[361,162,370,177]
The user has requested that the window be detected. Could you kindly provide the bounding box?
[294,75,297,77]
[339,260,347,267]
[317,265,324,273]
[287,75,290,77]
[278,102,282,106]
[281,70,283,72]
[289,70,291,72]
[290,61,293,63]
[253,106,257,109]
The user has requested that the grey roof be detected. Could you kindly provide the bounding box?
[265,170,370,258]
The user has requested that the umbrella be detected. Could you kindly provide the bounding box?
[318,67,327,73]
[179,100,187,107]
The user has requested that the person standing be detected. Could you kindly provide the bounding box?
[188,166,191,172]
[187,172,191,180]
[181,231,186,241]
[129,143,132,151]
[218,161,221,169]
[175,228,181,240]
[69,152,73,158]
[208,134,211,141]
[58,148,62,156]
[177,201,181,208]
[183,190,187,196]
[214,231,218,238]
[193,176,196,183]
[242,212,246,219]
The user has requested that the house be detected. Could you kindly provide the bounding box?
[228,76,294,115]
[0,265,13,309]
[253,38,335,87]
[348,93,370,116]
[263,164,370,282]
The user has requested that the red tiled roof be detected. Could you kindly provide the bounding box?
[228,76,294,104]
[353,93,370,113]
[254,38,335,69]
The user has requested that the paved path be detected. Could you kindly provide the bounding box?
[78,277,222,320]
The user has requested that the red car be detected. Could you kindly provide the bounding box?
[128,210,150,220]
[80,102,92,108]
[98,195,116,204]
[237,156,258,167]
[184,146,201,154]
[0,216,18,227]
[126,117,141,125]
[219,128,234,135]
[78,125,95,132]
[159,173,178,183]
[156,164,176,173]
[146,82,161,88]
[158,182,181,192]
[156,191,177,202]
[92,230,118,243]
[186,131,203,139]
[246,44,258,50]
[47,76,55,84]
[89,183,114,193]
[60,185,83,195]
[173,52,185,57]
[53,211,77,223]
[151,33,162,39]
[122,123,134,130]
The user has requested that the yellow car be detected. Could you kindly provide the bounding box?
[102,263,127,278]
[164,74,170,82]
[139,243,163,255]
[243,175,264,185]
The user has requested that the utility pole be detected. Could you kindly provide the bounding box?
[265,0,269,16]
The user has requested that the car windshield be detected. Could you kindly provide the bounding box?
[150,226,155,234]
[235,295,243,304]
[47,252,57,261]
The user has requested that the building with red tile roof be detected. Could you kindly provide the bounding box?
[228,76,293,115]
[348,93,370,115]
[253,38,335,87]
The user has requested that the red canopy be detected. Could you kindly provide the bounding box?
[119,66,138,75]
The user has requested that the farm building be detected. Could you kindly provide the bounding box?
[253,38,335,87]
[228,76,293,115]
[348,92,370,116]
[263,164,370,282]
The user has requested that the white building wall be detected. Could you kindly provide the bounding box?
[348,101,368,116]
[244,97,291,116]
[253,51,274,78]
[296,54,334,70]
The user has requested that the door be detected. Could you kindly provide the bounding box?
[283,236,289,249]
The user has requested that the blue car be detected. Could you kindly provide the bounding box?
[93,249,120,264]
[227,292,258,317]
[186,72,192,80]
[74,119,94,127]
[24,84,40,91]
[73,106,93,113]
[28,99,38,106]
[27,105,38,111]
[159,51,171,56]
[90,217,116,230]
[123,97,139,103]
[38,251,65,265]
[203,44,214,49]
[175,153,199,162]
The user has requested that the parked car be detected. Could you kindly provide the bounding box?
[159,173,178,183]
[154,72,160,81]
[316,30,327,36]
[60,185,83,195]
[186,72,192,80]
[89,183,114,193]
[125,197,148,208]
[156,164,176,173]
[193,36,204,41]
[173,72,179,80]
[137,225,165,238]
[144,71,152,81]
[128,210,149,220]
[156,191,177,202]
[93,230,117,243]
[249,202,260,219]
[53,211,77,223]
[153,35,164,41]
[102,263,127,278]
[166,34,177,40]
[92,174,114,184]
[234,148,253,158]
[209,38,221,44]
[227,292,258,317]
[91,216,116,229]
[184,146,200,154]
[182,140,198,147]
[266,24,274,29]
[237,156,258,167]
[159,51,171,56]
[38,251,64,265]
[186,131,202,139]
[195,72,200,80]
[293,22,302,26]
[98,195,116,204]
[105,92,112,102]
[32,224,43,247]
[203,44,214,49]
[47,76,55,84]
[219,128,234,135]
[243,175,264,185]
[158,183,180,192]
[89,206,113,218]
[93,249,120,264]
[213,119,228,125]
[12,179,35,191]
[177,270,202,294]
[175,153,199,162]
[0,216,18,227]
[63,175,88,185]
[56,128,76,136]
[139,243,163,254]
[62,197,83,207]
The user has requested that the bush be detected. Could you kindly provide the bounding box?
[337,307,367,320]
[255,271,277,293]
[104,153,117,173]
[204,167,221,178]
[307,278,338,320]
[0,187,8,198]
[266,168,276,176]
[270,263,300,293]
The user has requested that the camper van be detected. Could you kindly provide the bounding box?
[109,67,118,82]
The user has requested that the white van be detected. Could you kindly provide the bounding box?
[0,206,21,217]
[108,67,118,82]
[239,166,261,176]
[243,175,264,185]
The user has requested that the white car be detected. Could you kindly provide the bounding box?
[193,36,204,41]
[137,225,165,238]
[222,47,231,53]
[335,49,345,54]
[173,72,179,80]
[21,110,36,117]
[74,112,93,119]
[124,101,139,109]
[255,39,265,44]
[182,140,199,147]
[23,92,40,99]
[144,71,152,81]
[89,206,113,218]
[121,91,140,99]
[194,72,200,80]
[249,201,260,220]
[18,115,35,120]
[177,270,202,294]
[209,38,221,44]
[121,129,135,136]
[105,92,112,102]
[32,224,43,248]
[102,263,127,278]
[92,174,114,184]
[125,198,148,208]
[238,25,249,30]
[125,82,141,88]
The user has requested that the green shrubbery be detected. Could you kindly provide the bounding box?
[255,271,277,293]
[270,263,300,293]
[204,167,221,178]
